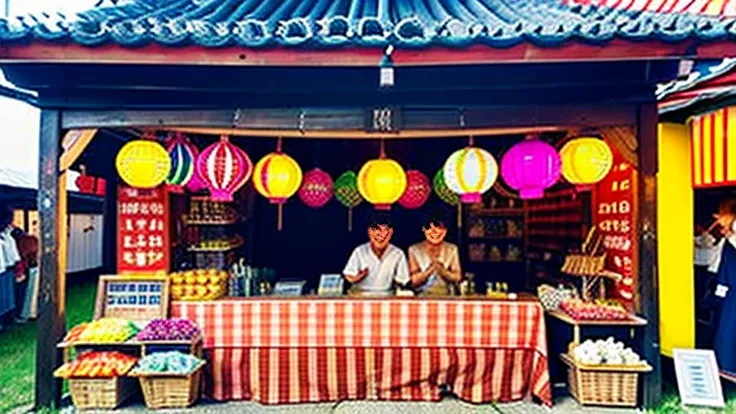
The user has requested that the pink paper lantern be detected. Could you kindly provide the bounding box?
[196,135,253,202]
[298,168,334,208]
[186,170,206,193]
[398,170,431,209]
[500,137,561,199]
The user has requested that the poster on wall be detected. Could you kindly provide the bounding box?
[593,146,638,304]
[117,186,170,274]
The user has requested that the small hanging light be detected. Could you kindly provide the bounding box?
[379,45,395,88]
[253,138,303,230]
[357,140,407,210]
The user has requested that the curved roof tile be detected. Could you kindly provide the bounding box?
[1,0,735,48]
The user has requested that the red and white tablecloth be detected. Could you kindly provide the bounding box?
[172,298,551,406]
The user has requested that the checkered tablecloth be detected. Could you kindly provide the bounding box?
[172,298,551,406]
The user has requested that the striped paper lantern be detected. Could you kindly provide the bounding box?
[195,135,253,202]
[165,132,198,193]
[691,107,736,188]
[442,146,498,204]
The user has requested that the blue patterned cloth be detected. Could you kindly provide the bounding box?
[0,270,16,318]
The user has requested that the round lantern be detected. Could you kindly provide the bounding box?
[335,171,363,231]
[115,137,171,189]
[165,133,198,193]
[501,136,561,200]
[298,168,333,208]
[433,170,459,206]
[186,170,206,193]
[442,144,498,204]
[559,137,613,190]
[196,135,253,202]
[357,156,407,210]
[398,170,431,209]
[253,140,303,230]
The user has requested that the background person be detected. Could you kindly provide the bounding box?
[408,209,461,296]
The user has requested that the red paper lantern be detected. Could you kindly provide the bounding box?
[298,168,334,208]
[398,170,431,209]
[195,135,253,202]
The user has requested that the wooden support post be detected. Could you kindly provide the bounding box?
[637,103,661,408]
[35,109,66,410]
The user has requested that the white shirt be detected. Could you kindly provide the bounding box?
[0,227,20,272]
[343,243,409,295]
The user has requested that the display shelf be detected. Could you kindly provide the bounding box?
[187,239,244,253]
[547,309,647,344]
[184,219,237,226]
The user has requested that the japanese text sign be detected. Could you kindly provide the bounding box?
[593,147,637,303]
[94,275,169,322]
[117,186,170,274]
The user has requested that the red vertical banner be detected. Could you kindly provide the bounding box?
[593,147,638,305]
[117,186,170,274]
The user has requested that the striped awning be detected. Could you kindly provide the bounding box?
[569,0,736,17]
[691,107,736,188]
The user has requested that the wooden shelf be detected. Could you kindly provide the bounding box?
[187,239,243,253]
[547,309,648,327]
[184,219,237,226]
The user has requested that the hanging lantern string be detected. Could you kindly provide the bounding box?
[277,137,283,153]
[220,134,229,142]
[379,139,386,158]
[468,136,474,146]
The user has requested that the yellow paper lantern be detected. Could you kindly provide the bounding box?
[115,139,171,189]
[357,156,407,210]
[253,141,302,230]
[559,137,613,189]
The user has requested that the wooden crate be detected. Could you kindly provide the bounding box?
[133,362,205,409]
[561,353,651,407]
[69,376,138,410]
[137,335,203,358]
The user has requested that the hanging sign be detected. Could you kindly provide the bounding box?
[593,147,637,304]
[117,186,170,274]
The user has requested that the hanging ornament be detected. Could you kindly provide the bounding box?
[442,138,498,204]
[335,171,363,231]
[115,132,171,189]
[559,136,613,191]
[501,135,561,200]
[433,169,459,206]
[186,170,206,193]
[398,170,431,209]
[165,132,198,193]
[357,141,407,210]
[253,138,303,230]
[298,168,334,208]
[196,135,253,202]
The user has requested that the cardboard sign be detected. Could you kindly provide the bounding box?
[94,275,170,323]
[117,186,170,274]
[593,147,638,303]
[673,349,725,408]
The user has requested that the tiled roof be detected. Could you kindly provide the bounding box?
[0,0,734,49]
[657,59,736,114]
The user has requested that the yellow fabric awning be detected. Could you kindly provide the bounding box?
[691,107,736,188]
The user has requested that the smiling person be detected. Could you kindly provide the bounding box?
[408,209,462,296]
[343,212,409,297]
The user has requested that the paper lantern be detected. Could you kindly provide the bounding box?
[398,170,431,209]
[501,137,561,199]
[357,157,407,210]
[253,141,303,230]
[196,135,252,202]
[298,168,333,208]
[115,138,171,189]
[559,137,613,190]
[433,170,459,206]
[335,171,363,231]
[442,145,498,204]
[165,133,198,193]
[186,170,206,193]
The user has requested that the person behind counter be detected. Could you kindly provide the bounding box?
[343,212,409,297]
[408,209,461,296]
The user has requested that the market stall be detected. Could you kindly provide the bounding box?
[7,0,736,411]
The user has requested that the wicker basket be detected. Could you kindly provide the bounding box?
[561,353,651,407]
[133,362,205,409]
[69,376,138,410]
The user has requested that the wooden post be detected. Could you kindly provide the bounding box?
[637,103,661,408]
[35,109,66,409]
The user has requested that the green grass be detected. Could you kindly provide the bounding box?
[648,383,736,414]
[0,281,97,413]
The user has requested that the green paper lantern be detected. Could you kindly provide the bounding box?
[335,171,363,231]
[433,169,459,206]
[335,171,363,208]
